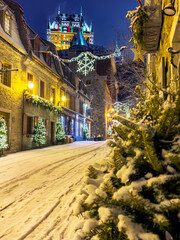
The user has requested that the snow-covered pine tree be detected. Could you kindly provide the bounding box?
[33,118,47,146]
[56,120,65,142]
[73,79,180,240]
[0,117,8,157]
[84,126,90,140]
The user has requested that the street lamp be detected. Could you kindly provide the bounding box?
[163,0,176,16]
[21,81,34,150]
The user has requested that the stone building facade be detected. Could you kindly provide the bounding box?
[0,0,92,153]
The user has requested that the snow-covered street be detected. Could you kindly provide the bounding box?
[0,141,109,240]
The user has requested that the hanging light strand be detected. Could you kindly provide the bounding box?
[36,46,127,63]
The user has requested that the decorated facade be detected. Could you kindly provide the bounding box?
[0,0,92,153]
[47,7,94,50]
[58,31,119,140]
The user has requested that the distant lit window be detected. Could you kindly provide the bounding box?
[4,14,11,35]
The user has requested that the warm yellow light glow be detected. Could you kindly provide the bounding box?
[50,97,53,102]
[28,81,34,89]
[62,96,66,101]
[107,113,110,117]
[112,108,114,112]
[115,113,118,116]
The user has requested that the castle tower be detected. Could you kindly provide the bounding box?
[47,7,94,50]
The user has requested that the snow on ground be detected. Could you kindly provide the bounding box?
[0,141,110,240]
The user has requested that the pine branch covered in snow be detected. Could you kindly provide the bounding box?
[72,78,180,239]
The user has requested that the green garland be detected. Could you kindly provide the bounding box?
[25,94,62,114]
[126,7,148,48]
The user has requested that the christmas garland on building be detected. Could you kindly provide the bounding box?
[25,94,62,114]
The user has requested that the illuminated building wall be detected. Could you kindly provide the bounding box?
[47,9,94,50]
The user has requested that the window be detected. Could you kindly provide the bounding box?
[70,96,75,111]
[86,80,91,85]
[66,92,70,109]
[27,73,33,94]
[4,14,11,35]
[27,116,33,135]
[40,80,45,98]
[1,62,11,87]
[50,88,55,105]
[79,100,83,115]
[60,88,65,107]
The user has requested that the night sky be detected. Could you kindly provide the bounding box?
[15,0,139,47]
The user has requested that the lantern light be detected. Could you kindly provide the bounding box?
[163,0,176,16]
[28,81,34,89]
[62,96,66,101]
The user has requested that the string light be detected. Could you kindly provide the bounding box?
[37,46,127,75]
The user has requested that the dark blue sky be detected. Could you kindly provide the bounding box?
[15,0,139,47]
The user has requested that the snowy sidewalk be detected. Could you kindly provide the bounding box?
[0,141,110,240]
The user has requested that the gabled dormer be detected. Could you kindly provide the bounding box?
[0,3,13,36]
[31,35,40,58]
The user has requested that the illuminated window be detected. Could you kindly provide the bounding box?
[50,88,55,104]
[1,62,11,87]
[60,88,65,107]
[40,80,45,98]
[4,14,11,35]
[27,73,33,94]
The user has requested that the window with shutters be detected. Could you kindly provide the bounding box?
[1,62,11,87]
[40,80,45,98]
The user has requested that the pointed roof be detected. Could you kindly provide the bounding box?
[71,30,88,47]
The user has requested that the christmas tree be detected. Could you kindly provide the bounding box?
[56,120,65,142]
[33,119,47,146]
[84,126,90,140]
[72,79,180,240]
[0,117,8,157]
